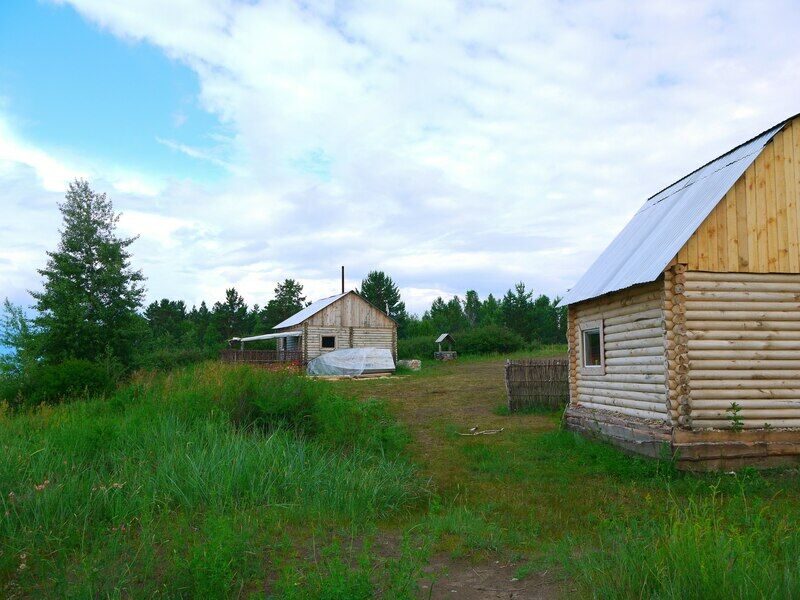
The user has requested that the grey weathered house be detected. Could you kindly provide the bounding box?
[271,291,397,363]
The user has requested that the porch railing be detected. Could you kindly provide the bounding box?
[220,349,304,365]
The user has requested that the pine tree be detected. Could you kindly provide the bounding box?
[358,271,407,322]
[463,290,481,327]
[500,283,534,340]
[189,301,214,347]
[479,293,501,326]
[32,180,145,365]
[262,279,307,328]
[427,296,467,333]
[144,299,188,344]
[212,288,249,340]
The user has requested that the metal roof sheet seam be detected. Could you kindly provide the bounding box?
[563,120,787,306]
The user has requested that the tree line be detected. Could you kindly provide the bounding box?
[1,180,565,403]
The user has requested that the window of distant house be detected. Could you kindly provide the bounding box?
[321,336,336,349]
[580,320,604,374]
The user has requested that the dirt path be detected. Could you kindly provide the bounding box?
[337,359,565,598]
[419,556,559,599]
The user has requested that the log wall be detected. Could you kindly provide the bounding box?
[676,118,800,273]
[289,325,396,361]
[684,271,800,429]
[570,280,670,422]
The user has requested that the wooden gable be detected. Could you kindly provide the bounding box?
[303,292,395,329]
[676,116,800,272]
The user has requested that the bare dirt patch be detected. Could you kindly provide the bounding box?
[419,555,561,599]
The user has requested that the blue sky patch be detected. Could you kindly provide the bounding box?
[289,148,333,181]
[0,0,228,182]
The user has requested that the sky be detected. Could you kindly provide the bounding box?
[1,0,800,316]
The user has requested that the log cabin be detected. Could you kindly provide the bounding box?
[272,291,397,364]
[563,113,800,470]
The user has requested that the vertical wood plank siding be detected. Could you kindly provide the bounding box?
[677,119,800,272]
[685,271,800,429]
[279,293,397,362]
[569,281,670,421]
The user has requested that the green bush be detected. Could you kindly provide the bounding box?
[397,336,437,359]
[1,359,113,408]
[134,347,211,371]
[0,375,21,407]
[456,325,525,355]
[398,326,525,359]
[230,368,408,456]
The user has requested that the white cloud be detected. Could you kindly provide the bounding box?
[0,117,84,192]
[3,0,800,314]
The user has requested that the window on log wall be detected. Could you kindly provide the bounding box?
[579,319,605,375]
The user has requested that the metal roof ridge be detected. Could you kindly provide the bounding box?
[644,112,798,203]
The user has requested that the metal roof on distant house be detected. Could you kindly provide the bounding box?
[273,293,347,329]
[563,118,791,306]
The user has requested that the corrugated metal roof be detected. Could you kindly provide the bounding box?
[273,292,348,329]
[563,122,786,306]
[232,331,303,343]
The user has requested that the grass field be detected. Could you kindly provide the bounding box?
[4,349,800,598]
[334,348,800,599]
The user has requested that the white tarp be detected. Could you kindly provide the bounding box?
[307,348,395,376]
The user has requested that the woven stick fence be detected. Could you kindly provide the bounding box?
[505,358,569,412]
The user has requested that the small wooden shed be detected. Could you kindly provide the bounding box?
[563,113,800,470]
[272,291,397,363]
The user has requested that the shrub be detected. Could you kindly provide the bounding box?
[398,326,525,359]
[397,336,437,359]
[0,375,22,407]
[2,359,114,408]
[228,367,409,456]
[135,347,211,371]
[455,325,525,355]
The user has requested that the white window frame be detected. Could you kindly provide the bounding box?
[320,335,337,351]
[579,319,605,375]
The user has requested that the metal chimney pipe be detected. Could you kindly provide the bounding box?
[341,266,345,293]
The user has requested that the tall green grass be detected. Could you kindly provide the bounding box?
[567,483,800,599]
[0,363,424,596]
